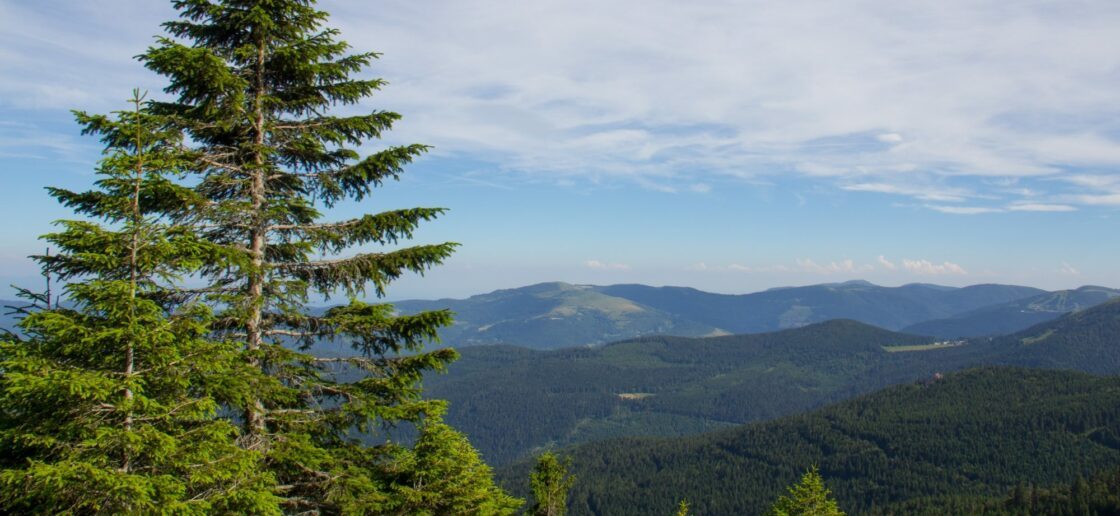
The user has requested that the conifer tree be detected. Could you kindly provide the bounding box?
[767,466,845,516]
[0,93,277,513]
[530,451,576,516]
[388,416,522,515]
[140,0,505,511]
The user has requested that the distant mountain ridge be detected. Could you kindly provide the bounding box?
[902,285,1120,338]
[990,296,1120,374]
[396,280,1050,349]
[394,282,725,349]
[596,281,1044,333]
[426,298,1120,465]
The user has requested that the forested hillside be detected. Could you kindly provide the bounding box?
[496,367,1120,515]
[425,320,963,464]
[902,286,1120,338]
[991,297,1120,374]
[426,300,1120,466]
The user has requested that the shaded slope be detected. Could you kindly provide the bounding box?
[990,296,1120,374]
[424,320,962,465]
[903,286,1120,338]
[428,300,1120,466]
[499,368,1120,515]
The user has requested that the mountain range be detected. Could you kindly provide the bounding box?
[7,280,1113,348]
[901,285,1120,338]
[395,281,1120,349]
[425,298,1120,465]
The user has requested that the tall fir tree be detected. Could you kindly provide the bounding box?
[767,466,845,516]
[0,92,278,514]
[140,0,509,511]
[530,451,576,516]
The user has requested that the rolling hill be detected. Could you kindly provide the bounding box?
[393,282,725,349]
[424,320,979,465]
[496,367,1120,515]
[901,286,1120,338]
[426,299,1120,466]
[990,296,1120,374]
[596,281,1044,333]
[396,280,1045,349]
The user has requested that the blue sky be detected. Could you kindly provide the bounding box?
[2,0,1120,299]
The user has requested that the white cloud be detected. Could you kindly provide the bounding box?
[689,183,712,193]
[727,263,752,272]
[685,262,708,271]
[844,183,971,203]
[925,205,1002,215]
[1058,262,1080,275]
[902,259,968,275]
[1007,203,1076,212]
[877,255,897,270]
[1065,193,1120,206]
[796,258,872,274]
[7,0,1120,206]
[585,259,630,271]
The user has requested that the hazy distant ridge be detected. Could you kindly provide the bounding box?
[396,280,1048,349]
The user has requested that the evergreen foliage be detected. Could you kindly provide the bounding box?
[132,0,512,511]
[1,1,515,512]
[386,416,522,515]
[530,452,576,516]
[424,320,960,465]
[129,2,512,510]
[430,299,1120,466]
[888,467,1120,515]
[0,93,277,514]
[766,466,844,516]
[498,367,1120,515]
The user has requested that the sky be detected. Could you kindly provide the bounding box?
[2,0,1120,300]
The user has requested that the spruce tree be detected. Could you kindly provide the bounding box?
[767,466,845,516]
[140,0,507,511]
[530,451,576,516]
[0,92,277,513]
[388,416,522,515]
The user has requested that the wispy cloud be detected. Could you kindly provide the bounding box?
[877,255,897,270]
[5,0,1120,210]
[902,259,968,275]
[924,205,1002,215]
[795,258,873,274]
[1007,203,1076,212]
[1058,262,1080,275]
[843,183,971,203]
[585,259,630,271]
